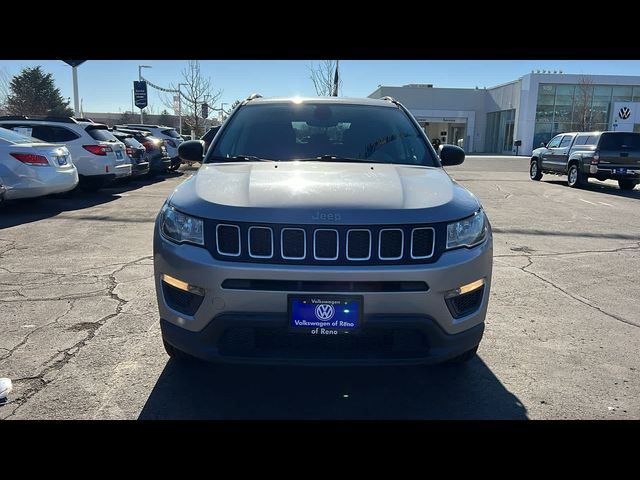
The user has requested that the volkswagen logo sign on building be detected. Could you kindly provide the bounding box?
[619,107,631,120]
[315,304,335,321]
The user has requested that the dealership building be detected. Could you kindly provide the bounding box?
[368,72,640,156]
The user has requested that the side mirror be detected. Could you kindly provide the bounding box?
[540,142,546,147]
[178,140,204,162]
[439,144,465,166]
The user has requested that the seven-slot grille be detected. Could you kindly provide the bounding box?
[209,222,437,265]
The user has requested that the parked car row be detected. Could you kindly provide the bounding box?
[0,116,183,201]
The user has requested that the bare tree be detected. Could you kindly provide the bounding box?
[573,75,595,131]
[143,104,156,116]
[308,60,342,96]
[0,68,10,114]
[160,61,222,137]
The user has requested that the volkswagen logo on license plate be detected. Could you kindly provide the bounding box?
[315,304,335,320]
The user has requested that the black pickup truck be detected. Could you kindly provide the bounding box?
[530,131,640,190]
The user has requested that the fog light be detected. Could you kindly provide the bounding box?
[445,278,486,319]
[446,278,485,298]
[590,165,598,174]
[161,273,205,296]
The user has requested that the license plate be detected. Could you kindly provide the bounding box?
[615,168,627,174]
[115,150,123,160]
[289,295,362,335]
[57,155,68,166]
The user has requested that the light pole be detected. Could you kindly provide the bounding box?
[72,67,80,116]
[62,61,87,117]
[178,83,188,135]
[138,64,152,123]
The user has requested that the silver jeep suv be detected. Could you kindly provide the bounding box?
[154,96,493,366]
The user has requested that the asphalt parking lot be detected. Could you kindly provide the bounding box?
[1,157,639,420]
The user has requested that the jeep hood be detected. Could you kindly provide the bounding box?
[169,162,481,224]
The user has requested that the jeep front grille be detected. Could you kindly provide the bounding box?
[208,221,441,266]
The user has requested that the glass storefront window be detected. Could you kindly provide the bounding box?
[533,83,640,151]
[536,104,554,121]
[537,84,556,105]
[593,85,612,97]
[612,86,632,103]
[553,122,573,134]
[554,105,573,122]
[556,85,575,96]
[555,94,574,106]
[533,122,553,149]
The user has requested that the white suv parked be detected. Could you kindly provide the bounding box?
[119,124,183,162]
[0,116,131,191]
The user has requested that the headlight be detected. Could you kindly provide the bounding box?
[446,209,487,250]
[159,203,204,246]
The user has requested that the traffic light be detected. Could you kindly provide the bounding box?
[201,103,209,119]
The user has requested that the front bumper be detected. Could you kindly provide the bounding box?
[154,225,493,365]
[160,315,485,366]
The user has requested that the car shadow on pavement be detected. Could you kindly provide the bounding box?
[0,172,184,230]
[139,356,528,420]
[544,179,640,200]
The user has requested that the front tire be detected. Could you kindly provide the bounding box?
[530,159,542,181]
[618,179,638,191]
[567,163,586,188]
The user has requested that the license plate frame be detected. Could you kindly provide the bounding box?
[615,167,627,174]
[288,295,363,335]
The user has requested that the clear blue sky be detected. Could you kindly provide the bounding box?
[3,60,640,114]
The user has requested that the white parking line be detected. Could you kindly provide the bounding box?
[579,198,598,205]
[598,201,613,207]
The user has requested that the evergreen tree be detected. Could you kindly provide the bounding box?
[6,66,74,117]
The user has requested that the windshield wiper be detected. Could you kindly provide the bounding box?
[209,155,274,162]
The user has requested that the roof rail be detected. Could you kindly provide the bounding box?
[111,130,132,137]
[73,117,95,123]
[0,115,78,124]
[380,96,401,106]
[114,126,151,135]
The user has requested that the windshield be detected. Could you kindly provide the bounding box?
[86,126,119,142]
[207,102,437,166]
[0,126,42,144]
[123,137,144,149]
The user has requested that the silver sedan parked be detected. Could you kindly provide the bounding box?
[0,127,78,200]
